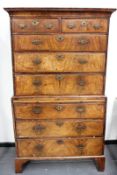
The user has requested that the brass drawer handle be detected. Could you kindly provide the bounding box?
[56,35,64,42]
[56,54,64,61]
[56,139,64,144]
[56,74,64,81]
[32,40,43,45]
[55,105,64,111]
[78,80,85,86]
[76,124,86,132]
[45,23,53,29]
[33,125,45,132]
[56,120,64,127]
[76,144,84,150]
[78,59,88,64]
[67,23,76,29]
[32,19,39,25]
[93,23,102,30]
[78,38,89,45]
[77,106,85,113]
[33,79,42,86]
[33,58,42,65]
[19,23,27,29]
[32,106,42,114]
[35,144,44,151]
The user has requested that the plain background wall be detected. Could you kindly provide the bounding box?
[0,0,117,142]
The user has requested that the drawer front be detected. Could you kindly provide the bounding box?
[17,137,103,157]
[13,34,107,51]
[16,120,103,138]
[14,102,105,119]
[12,18,59,33]
[14,53,106,73]
[62,19,108,33]
[15,74,104,96]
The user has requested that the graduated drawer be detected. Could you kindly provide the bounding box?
[16,119,104,138]
[13,101,105,119]
[12,18,59,33]
[13,34,107,51]
[14,53,106,73]
[62,19,108,33]
[17,137,103,157]
[14,73,104,96]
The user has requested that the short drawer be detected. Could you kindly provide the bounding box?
[13,101,105,119]
[12,18,59,33]
[14,53,106,73]
[17,137,103,157]
[62,19,108,33]
[13,34,107,51]
[16,119,104,138]
[14,73,104,96]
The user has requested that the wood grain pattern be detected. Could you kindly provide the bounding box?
[12,18,59,33]
[13,34,107,51]
[17,137,103,157]
[16,119,104,138]
[62,19,108,33]
[13,101,105,119]
[15,74,104,96]
[14,52,106,73]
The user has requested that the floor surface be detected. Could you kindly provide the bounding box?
[0,145,117,175]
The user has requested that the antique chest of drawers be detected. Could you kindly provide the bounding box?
[5,8,115,173]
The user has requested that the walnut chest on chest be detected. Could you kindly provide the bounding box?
[5,8,116,173]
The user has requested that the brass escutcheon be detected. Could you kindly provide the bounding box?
[78,58,88,64]
[33,125,45,131]
[56,74,64,81]
[32,106,42,114]
[45,23,53,29]
[35,144,44,151]
[33,79,42,86]
[33,58,42,65]
[32,19,39,25]
[78,80,85,86]
[56,120,64,127]
[56,54,64,61]
[77,106,85,113]
[76,124,86,132]
[67,22,76,29]
[56,35,64,42]
[19,23,27,29]
[93,23,102,30]
[55,105,64,111]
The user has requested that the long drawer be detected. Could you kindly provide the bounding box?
[17,137,103,157]
[16,119,104,138]
[13,101,105,119]
[14,52,106,73]
[13,34,107,51]
[14,73,104,96]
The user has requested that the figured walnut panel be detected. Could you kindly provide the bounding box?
[14,102,105,119]
[17,137,103,157]
[14,52,106,73]
[16,119,104,138]
[15,74,104,96]
[62,19,108,33]
[13,34,107,51]
[12,18,60,33]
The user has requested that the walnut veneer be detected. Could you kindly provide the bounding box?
[5,8,116,173]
